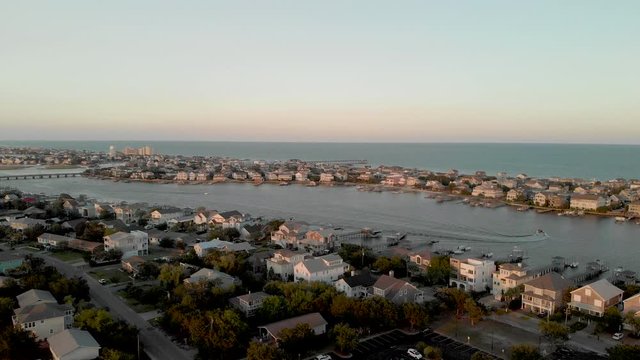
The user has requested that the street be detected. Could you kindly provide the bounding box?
[42,253,194,360]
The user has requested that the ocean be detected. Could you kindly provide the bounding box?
[1,141,639,180]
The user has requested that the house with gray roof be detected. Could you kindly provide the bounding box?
[372,273,424,304]
[293,254,349,284]
[229,291,269,317]
[568,279,623,317]
[259,312,328,343]
[183,268,239,289]
[48,329,100,360]
[521,272,573,314]
[13,301,74,340]
[17,289,57,308]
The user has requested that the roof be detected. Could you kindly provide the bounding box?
[38,233,73,243]
[186,268,236,284]
[342,272,377,288]
[67,239,103,252]
[524,272,573,292]
[574,279,623,300]
[260,313,327,340]
[234,291,269,304]
[373,275,402,291]
[17,289,57,308]
[219,210,243,219]
[48,329,100,358]
[13,302,72,323]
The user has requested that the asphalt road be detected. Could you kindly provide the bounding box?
[42,254,194,360]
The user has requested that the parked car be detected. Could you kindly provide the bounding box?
[407,348,423,359]
[315,355,332,360]
[98,278,108,285]
[612,332,624,340]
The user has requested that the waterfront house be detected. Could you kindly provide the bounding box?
[334,271,376,298]
[521,272,573,315]
[229,291,269,317]
[525,180,548,190]
[259,313,328,344]
[270,221,309,249]
[293,254,349,284]
[628,201,640,215]
[319,173,335,183]
[570,194,608,211]
[114,203,147,225]
[372,273,424,304]
[183,268,238,289]
[534,192,551,207]
[48,329,100,360]
[211,210,246,229]
[193,239,255,257]
[471,182,504,198]
[568,279,623,317]
[449,257,495,292]
[266,249,307,280]
[196,172,208,181]
[150,207,184,224]
[103,230,148,259]
[549,194,570,209]
[623,293,640,330]
[239,224,262,241]
[299,228,335,253]
[12,290,74,340]
[492,263,534,301]
[232,171,248,180]
[295,171,309,182]
[506,189,524,202]
[408,250,433,270]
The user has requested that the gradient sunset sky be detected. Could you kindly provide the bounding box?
[1,1,639,143]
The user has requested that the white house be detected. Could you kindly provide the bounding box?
[229,291,269,317]
[266,249,307,280]
[150,208,184,224]
[570,194,608,211]
[193,239,255,257]
[37,233,74,249]
[48,329,100,360]
[450,257,495,292]
[12,290,73,340]
[334,272,376,298]
[183,268,238,289]
[103,230,149,259]
[293,254,349,284]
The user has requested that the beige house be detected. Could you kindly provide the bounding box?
[372,274,424,304]
[450,257,495,292]
[521,272,573,314]
[103,230,148,259]
[408,250,433,270]
[229,291,269,317]
[471,182,504,198]
[293,254,349,284]
[568,279,623,317]
[570,194,608,211]
[534,192,551,207]
[12,290,74,340]
[627,201,640,215]
[259,313,328,343]
[266,249,307,280]
[492,263,533,300]
[48,329,100,360]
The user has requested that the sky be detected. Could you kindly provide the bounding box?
[1,1,639,143]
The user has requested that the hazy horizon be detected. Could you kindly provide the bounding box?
[2,1,639,143]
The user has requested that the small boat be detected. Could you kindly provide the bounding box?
[536,229,546,236]
[279,182,290,186]
[482,252,494,258]
[615,217,628,223]
[569,262,579,268]
[203,192,208,195]
[453,249,464,255]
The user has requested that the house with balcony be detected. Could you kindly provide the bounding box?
[471,182,504,198]
[372,273,424,304]
[628,201,640,216]
[150,207,184,224]
[492,263,535,300]
[408,250,433,271]
[293,254,349,284]
[266,249,307,280]
[103,230,148,259]
[568,279,623,317]
[229,291,269,317]
[570,194,608,211]
[623,293,640,331]
[450,257,495,292]
[334,272,376,298]
[270,221,309,249]
[521,272,573,314]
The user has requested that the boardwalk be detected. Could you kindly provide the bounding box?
[0,173,83,180]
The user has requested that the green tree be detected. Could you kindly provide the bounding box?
[441,288,469,316]
[427,255,450,285]
[539,320,569,344]
[471,352,494,360]
[0,297,16,327]
[246,341,282,360]
[624,311,640,336]
[159,264,184,289]
[0,325,50,360]
[464,298,483,326]
[423,346,442,360]
[503,285,524,307]
[74,308,115,332]
[278,323,314,356]
[332,323,359,353]
[403,302,429,330]
[603,306,623,333]
[607,344,640,360]
[258,295,290,323]
[510,344,542,360]
[101,348,136,360]
[373,256,393,274]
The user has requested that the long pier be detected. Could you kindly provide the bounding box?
[311,159,368,165]
[0,173,83,180]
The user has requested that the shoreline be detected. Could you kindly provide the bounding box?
[83,174,637,223]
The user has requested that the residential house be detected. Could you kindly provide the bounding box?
[175,171,188,181]
[37,233,74,249]
[266,249,307,280]
[259,313,328,343]
[506,189,526,202]
[449,257,495,292]
[549,194,570,209]
[298,228,335,253]
[408,250,433,270]
[67,239,104,254]
[229,291,269,317]
[570,194,608,211]
[211,210,246,229]
[239,224,262,241]
[521,272,573,315]
[623,293,640,328]
[270,221,309,249]
[48,329,100,360]
[193,239,255,257]
[9,217,47,232]
[121,256,145,275]
[492,263,534,301]
[628,201,640,216]
[114,203,147,225]
[471,182,504,198]
[150,207,184,224]
[372,273,424,304]
[568,279,623,317]
[103,230,149,259]
[534,192,551,207]
[319,173,334,183]
[334,272,376,298]
[12,290,73,340]
[293,254,349,284]
[183,268,238,289]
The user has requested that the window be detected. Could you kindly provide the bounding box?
[574,295,581,302]
[594,299,602,307]
[585,289,591,296]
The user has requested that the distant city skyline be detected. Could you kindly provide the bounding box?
[1,1,639,144]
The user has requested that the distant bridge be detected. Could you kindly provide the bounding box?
[0,173,83,181]
[311,160,368,165]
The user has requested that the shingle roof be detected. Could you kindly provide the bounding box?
[578,279,624,300]
[525,272,572,292]
[260,313,327,340]
[343,272,377,288]
[16,289,57,308]
[48,329,100,358]
[13,302,72,323]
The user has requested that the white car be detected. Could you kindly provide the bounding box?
[407,348,423,359]
[315,355,332,360]
[98,278,108,285]
[612,332,624,340]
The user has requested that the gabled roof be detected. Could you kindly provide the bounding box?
[13,302,72,323]
[573,279,623,300]
[342,272,376,288]
[48,329,100,358]
[17,289,57,308]
[234,291,269,304]
[524,272,572,292]
[259,313,327,340]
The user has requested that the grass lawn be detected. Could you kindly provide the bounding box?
[51,251,85,262]
[88,268,131,284]
[118,286,158,313]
